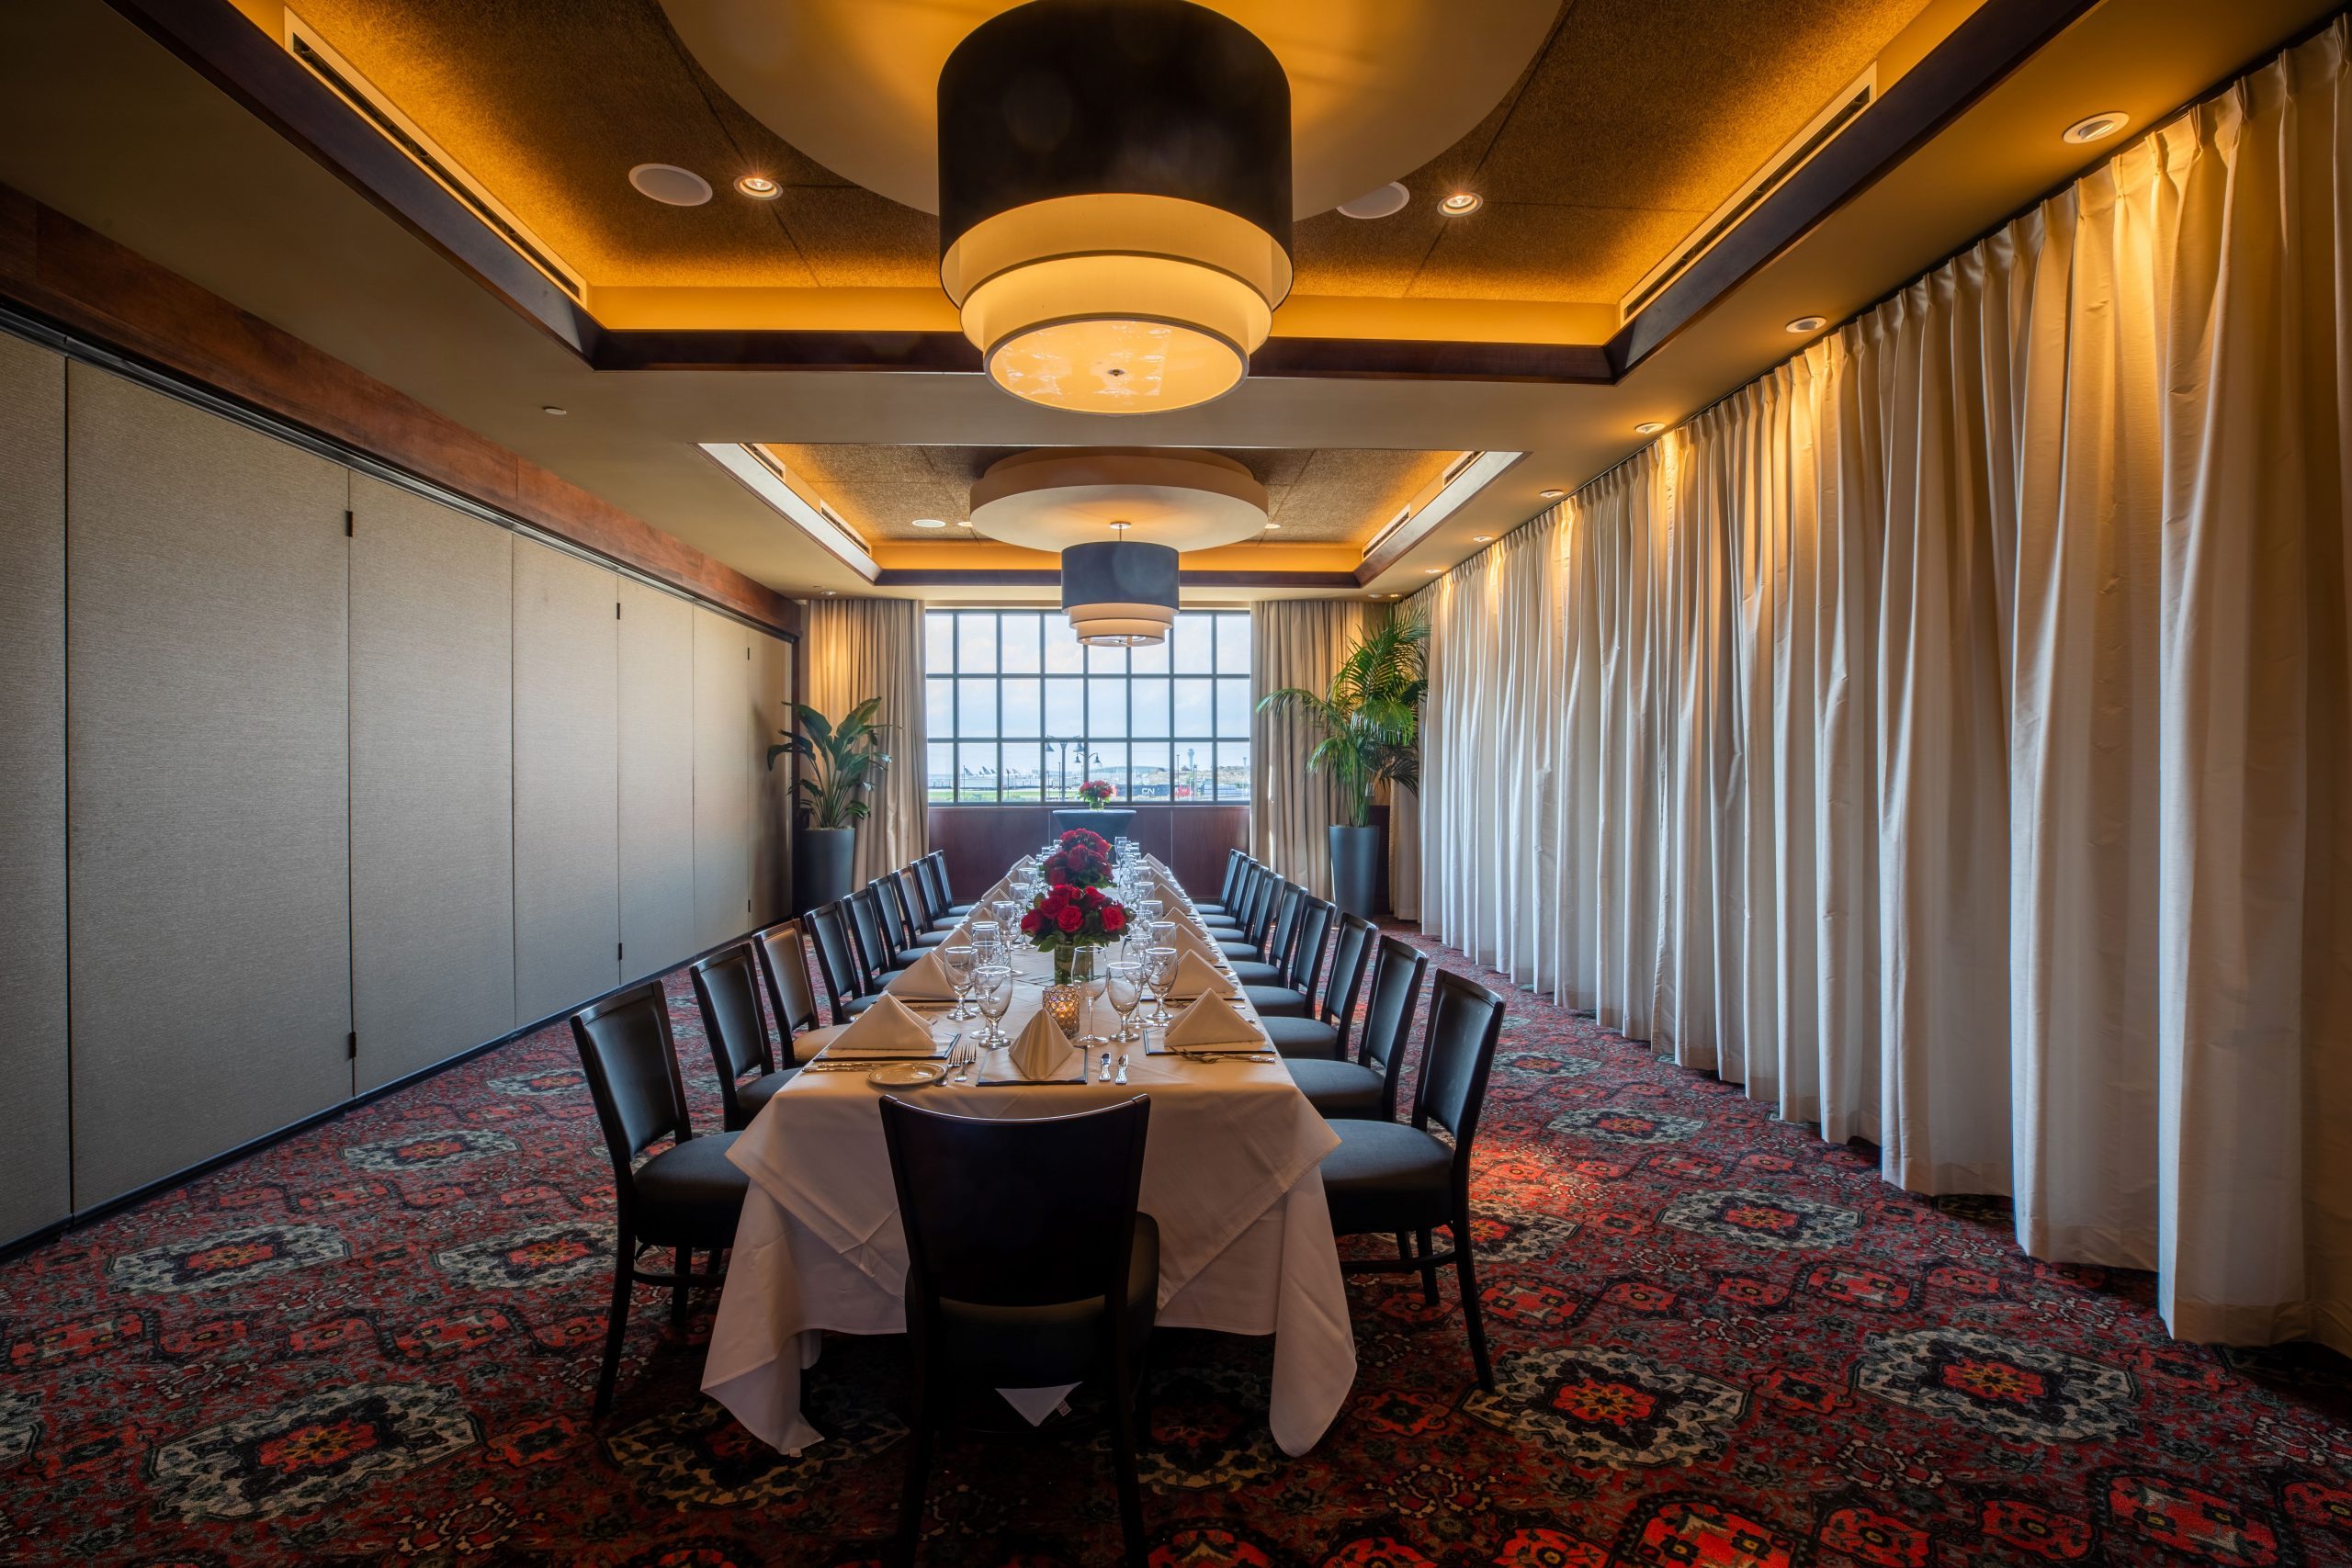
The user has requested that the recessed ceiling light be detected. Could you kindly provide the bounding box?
[2063,111,2130,144]
[1635,421,1663,434]
[1539,488,1564,500]
[1786,315,1827,333]
[1472,536,1493,543]
[541,405,567,416]
[1338,182,1410,220]
[911,518,949,529]
[734,174,782,199]
[955,518,972,528]
[822,589,838,597]
[629,164,714,207]
[1439,191,1482,216]
[1423,566,1442,574]
[1263,521,1281,530]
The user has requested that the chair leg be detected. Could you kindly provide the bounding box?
[1418,1228,1440,1305]
[594,1249,632,1417]
[1453,1214,1493,1392]
[1395,1231,1412,1267]
[671,1247,691,1333]
[895,1352,935,1568]
[1108,1347,1148,1567]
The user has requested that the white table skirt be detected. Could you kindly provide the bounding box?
[702,899,1357,1458]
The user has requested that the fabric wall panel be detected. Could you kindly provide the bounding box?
[752,631,793,927]
[693,607,754,950]
[0,333,67,1242]
[65,365,352,1207]
[617,577,697,979]
[513,539,620,1023]
[348,476,514,1091]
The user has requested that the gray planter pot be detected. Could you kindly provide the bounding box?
[1329,823,1386,921]
[793,826,856,917]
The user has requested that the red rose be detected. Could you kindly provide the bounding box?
[1081,886,1103,907]
[1019,911,1041,933]
[1102,905,1126,932]
[1056,906,1083,933]
[1046,865,1069,886]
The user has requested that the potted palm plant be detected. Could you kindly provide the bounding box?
[1255,615,1428,919]
[768,697,891,915]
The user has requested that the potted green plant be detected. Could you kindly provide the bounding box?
[1255,615,1428,919]
[768,697,891,914]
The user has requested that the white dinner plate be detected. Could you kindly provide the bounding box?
[866,1060,948,1087]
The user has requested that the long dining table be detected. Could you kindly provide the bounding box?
[701,858,1357,1457]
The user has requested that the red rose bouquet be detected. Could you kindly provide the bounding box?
[1078,778,1115,805]
[1041,827,1114,889]
[1019,879,1129,981]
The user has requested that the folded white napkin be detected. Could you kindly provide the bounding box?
[823,994,938,1057]
[1163,921,1225,964]
[1164,992,1261,1049]
[790,1022,847,1064]
[1007,1010,1073,1081]
[1151,879,1189,908]
[1167,949,1238,999]
[886,946,958,1000]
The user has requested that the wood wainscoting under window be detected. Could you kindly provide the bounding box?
[929,804,1248,906]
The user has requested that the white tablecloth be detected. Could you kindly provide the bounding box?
[703,893,1357,1457]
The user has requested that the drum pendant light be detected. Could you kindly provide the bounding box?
[1062,538,1180,647]
[937,0,1295,414]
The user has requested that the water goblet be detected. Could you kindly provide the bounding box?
[941,943,978,1019]
[974,964,1014,1045]
[1138,897,1165,927]
[1105,961,1142,1042]
[1142,944,1179,1025]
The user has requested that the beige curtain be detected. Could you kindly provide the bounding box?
[802,597,927,887]
[1250,600,1380,900]
[1417,17,2351,1352]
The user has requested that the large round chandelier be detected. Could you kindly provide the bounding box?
[936,0,1295,414]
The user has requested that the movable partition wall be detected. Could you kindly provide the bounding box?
[0,331,794,1247]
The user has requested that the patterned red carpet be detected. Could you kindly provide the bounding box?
[4,930,2350,1566]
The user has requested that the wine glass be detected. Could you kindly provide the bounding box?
[1105,960,1142,1042]
[1066,944,1105,1036]
[974,964,1013,1045]
[1142,944,1179,1025]
[942,943,978,1019]
[969,920,1002,968]
[992,898,1023,946]
[1138,897,1165,928]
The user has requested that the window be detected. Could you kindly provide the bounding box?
[924,610,1251,803]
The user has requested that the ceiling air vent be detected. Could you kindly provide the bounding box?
[1620,67,1876,322]
[281,12,586,302]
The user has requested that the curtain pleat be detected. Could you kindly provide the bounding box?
[1411,18,2351,1351]
[802,598,928,887]
[1250,600,1376,899]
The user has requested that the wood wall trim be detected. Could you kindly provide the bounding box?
[930,802,1248,906]
[0,182,798,637]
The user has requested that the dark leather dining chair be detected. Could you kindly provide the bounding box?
[807,900,875,1023]
[570,980,749,1416]
[1214,863,1273,953]
[1242,896,1333,1018]
[752,919,826,1060]
[1318,969,1507,1389]
[1193,849,1247,918]
[880,1095,1158,1566]
[1228,882,1303,984]
[692,942,796,1132]
[878,870,948,955]
[922,852,976,921]
[847,886,911,991]
[1284,933,1426,1111]
[1261,913,1380,1061]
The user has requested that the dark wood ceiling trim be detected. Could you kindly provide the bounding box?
[109,0,2098,391]
[1604,0,2100,378]
[872,567,1363,591]
[0,181,798,637]
[104,0,608,361]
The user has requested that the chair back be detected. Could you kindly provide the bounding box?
[1412,971,1508,1153]
[570,980,695,1175]
[911,855,952,922]
[1359,936,1430,1118]
[806,900,865,1021]
[1263,884,1306,973]
[848,885,895,983]
[1216,849,1247,908]
[1238,863,1277,945]
[753,920,820,1036]
[880,1096,1151,1311]
[1285,897,1336,993]
[876,870,923,952]
[1317,914,1379,1046]
[691,941,775,1098]
[925,852,959,909]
